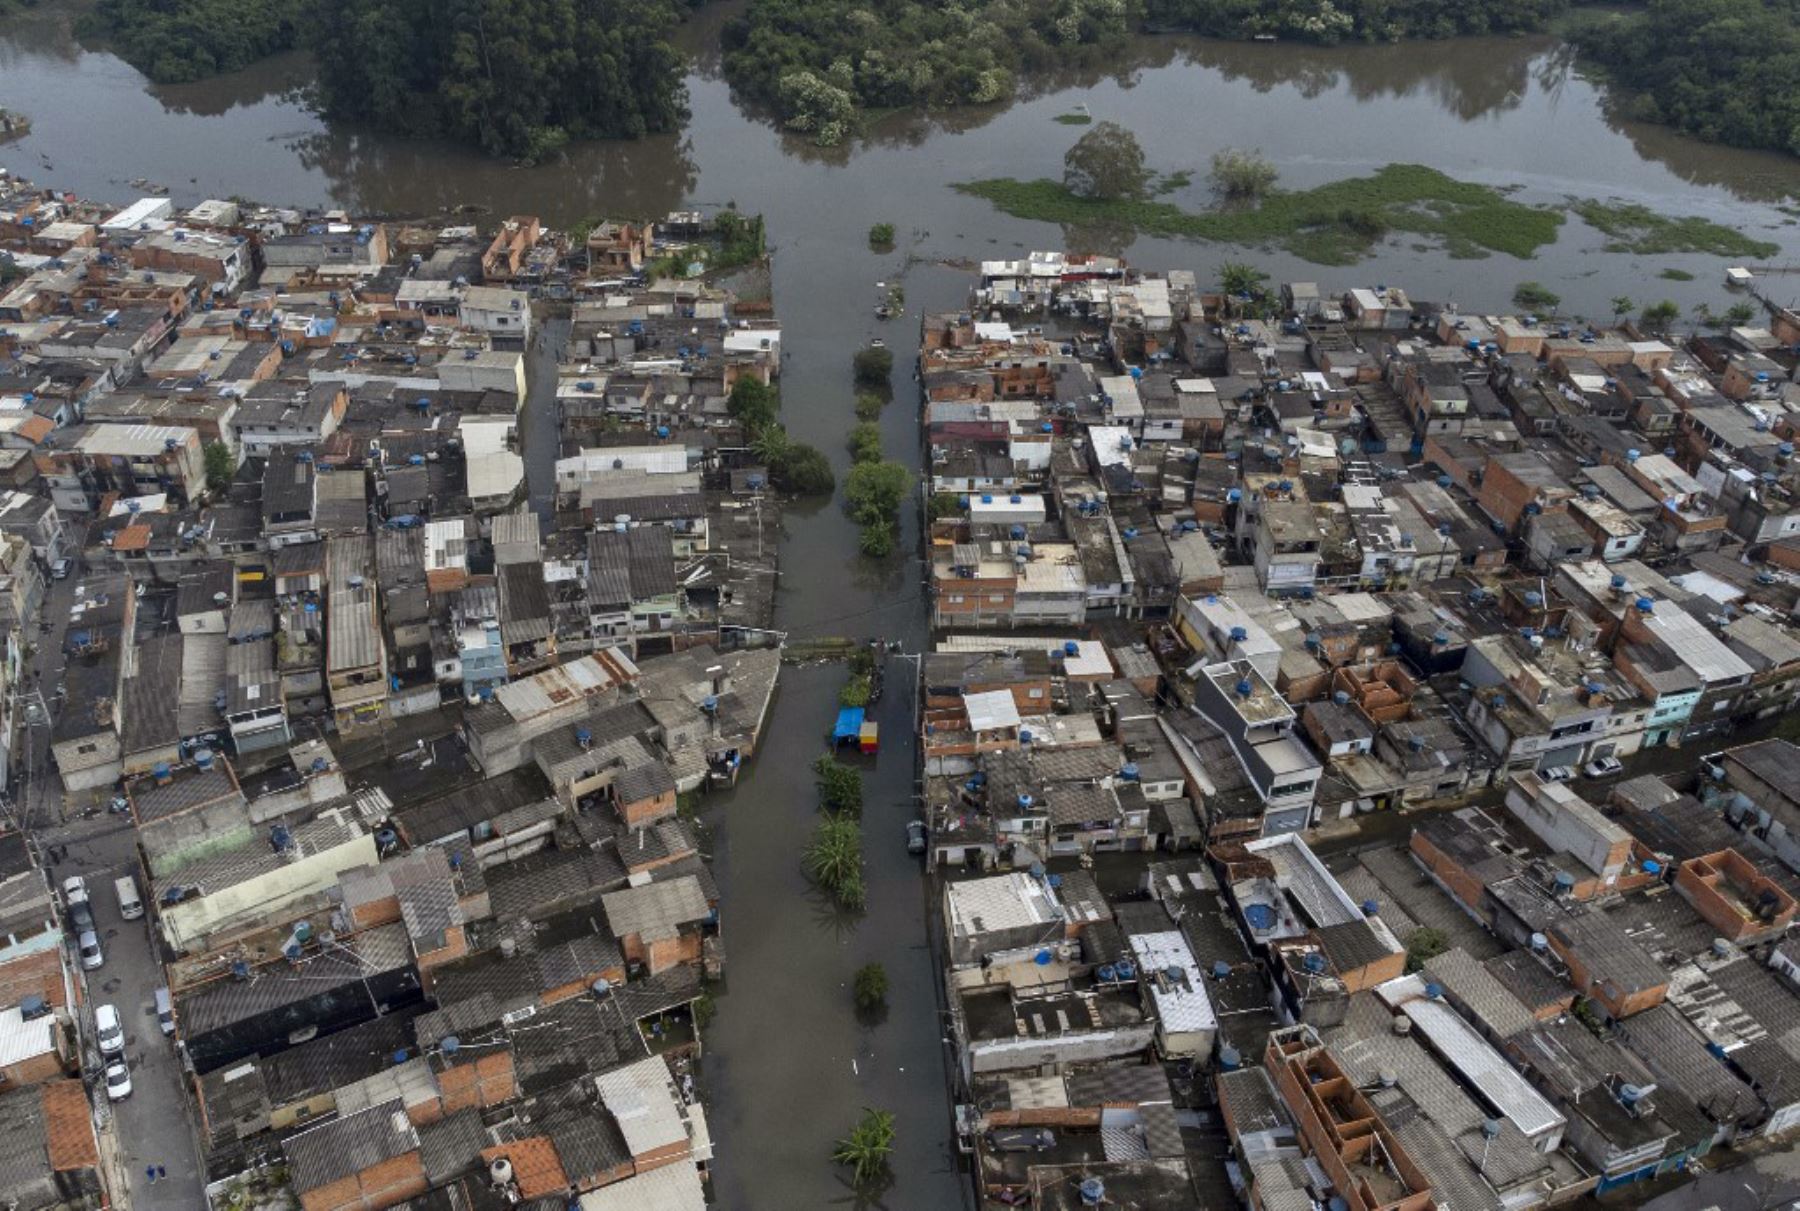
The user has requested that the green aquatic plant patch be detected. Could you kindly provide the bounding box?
[956,163,1772,266]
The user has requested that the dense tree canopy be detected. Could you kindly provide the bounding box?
[1569,0,1800,157]
[722,0,1139,143]
[303,0,689,160]
[1141,0,1569,42]
[83,0,300,83]
[1063,122,1150,200]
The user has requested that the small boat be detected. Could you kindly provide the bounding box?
[1252,32,1277,41]
[875,305,893,319]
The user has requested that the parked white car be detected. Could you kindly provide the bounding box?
[104,1060,132,1101]
[1583,756,1625,779]
[95,1004,124,1056]
[77,930,103,971]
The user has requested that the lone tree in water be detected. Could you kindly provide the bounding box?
[853,962,889,1011]
[1210,147,1278,199]
[833,1107,896,1185]
[1063,122,1149,201]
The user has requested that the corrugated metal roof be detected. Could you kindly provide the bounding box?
[600,876,708,943]
[284,1098,417,1193]
[1643,606,1754,684]
[0,1006,57,1068]
[577,1160,704,1211]
[1401,997,1565,1138]
[594,1055,686,1157]
[327,590,382,673]
[179,631,227,737]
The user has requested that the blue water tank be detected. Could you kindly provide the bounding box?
[1244,903,1276,931]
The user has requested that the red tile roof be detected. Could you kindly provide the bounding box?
[481,1137,566,1200]
[42,1080,99,1171]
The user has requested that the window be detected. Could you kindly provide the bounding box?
[1268,779,1316,799]
[77,743,98,755]
[947,594,965,604]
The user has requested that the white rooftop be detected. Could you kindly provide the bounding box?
[595,1055,688,1157]
[936,634,1113,679]
[1640,606,1754,685]
[1397,993,1566,1140]
[1129,929,1217,1035]
[0,1005,56,1069]
[578,1160,705,1211]
[946,872,1062,939]
[963,689,1021,732]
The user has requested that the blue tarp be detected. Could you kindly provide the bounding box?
[833,707,866,742]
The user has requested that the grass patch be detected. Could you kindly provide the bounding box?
[954,164,1562,265]
[1571,201,1778,258]
[1152,170,1193,195]
[1053,112,1093,125]
[1659,267,1697,281]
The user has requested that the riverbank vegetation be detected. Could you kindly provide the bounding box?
[721,0,1135,145]
[959,159,1777,266]
[302,0,688,161]
[1144,0,1569,42]
[1567,0,1800,157]
[81,0,299,83]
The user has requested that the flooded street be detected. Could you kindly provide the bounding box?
[4,4,1798,1203]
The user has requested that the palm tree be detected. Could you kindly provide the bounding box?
[1610,295,1634,322]
[751,424,791,467]
[833,1108,896,1185]
[804,815,865,908]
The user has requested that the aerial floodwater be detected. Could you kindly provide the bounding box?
[4,3,1797,1206]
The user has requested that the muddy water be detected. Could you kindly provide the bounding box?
[4,5,1798,1204]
